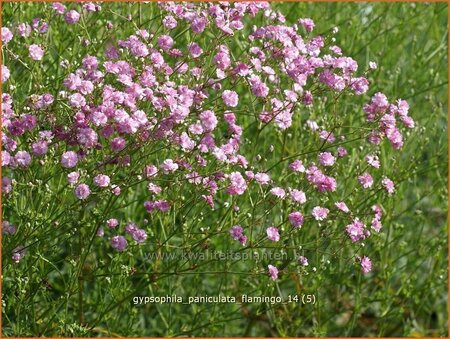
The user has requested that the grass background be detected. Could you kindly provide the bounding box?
[1,2,448,337]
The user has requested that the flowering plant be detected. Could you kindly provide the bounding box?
[2,2,447,337]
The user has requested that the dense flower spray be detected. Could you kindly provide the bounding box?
[1,1,414,278]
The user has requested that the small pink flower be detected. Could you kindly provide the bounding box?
[222,90,239,107]
[2,177,12,194]
[230,225,247,246]
[371,218,382,232]
[368,131,382,145]
[74,183,90,200]
[319,130,335,143]
[147,183,162,194]
[111,137,126,152]
[298,255,309,266]
[188,42,203,58]
[329,45,342,55]
[350,77,369,95]
[12,246,26,263]
[270,187,286,199]
[163,15,177,29]
[52,2,66,15]
[191,16,207,34]
[202,195,214,209]
[299,18,315,32]
[110,235,127,252]
[372,204,382,219]
[254,172,271,185]
[284,89,298,102]
[249,76,269,97]
[289,189,306,204]
[106,218,118,229]
[144,165,158,178]
[2,151,11,167]
[112,185,121,196]
[318,152,336,166]
[213,46,231,70]
[161,159,178,174]
[366,155,380,168]
[2,221,16,235]
[131,228,147,244]
[401,115,415,129]
[156,200,170,212]
[266,226,280,242]
[77,127,97,148]
[67,171,80,185]
[268,264,279,280]
[199,110,218,132]
[337,146,348,157]
[303,91,313,106]
[96,227,104,237]
[289,160,305,172]
[227,172,247,196]
[288,212,304,229]
[32,140,48,156]
[15,151,31,167]
[2,65,10,82]
[311,206,329,221]
[157,35,174,50]
[29,44,44,61]
[245,171,255,180]
[2,27,13,44]
[335,201,350,213]
[180,132,195,151]
[358,172,373,189]
[346,219,366,242]
[65,10,80,24]
[382,177,395,195]
[371,92,389,110]
[360,256,372,273]
[69,93,86,108]
[230,225,243,239]
[94,174,110,188]
[125,223,137,235]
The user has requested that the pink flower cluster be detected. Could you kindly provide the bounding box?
[1,2,411,277]
[364,93,414,149]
